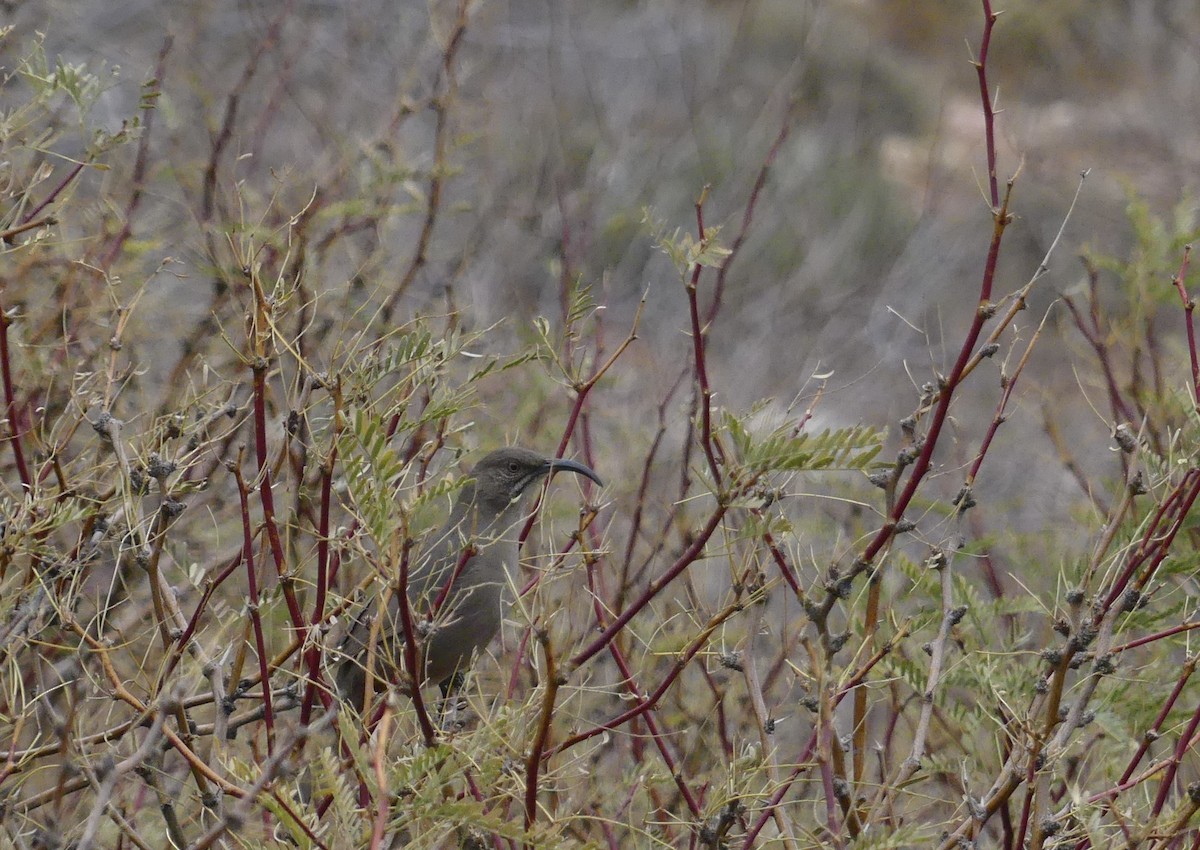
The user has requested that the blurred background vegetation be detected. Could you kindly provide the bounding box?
[7,0,1199,473]
[7,0,1199,399]
[4,0,1200,848]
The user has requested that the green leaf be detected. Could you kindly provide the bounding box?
[722,411,886,474]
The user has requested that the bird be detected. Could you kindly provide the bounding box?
[334,447,603,714]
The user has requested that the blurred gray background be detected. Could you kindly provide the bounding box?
[7,0,1199,523]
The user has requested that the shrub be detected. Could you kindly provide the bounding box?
[3,6,1200,850]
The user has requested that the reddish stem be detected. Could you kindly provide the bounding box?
[1061,294,1138,425]
[234,460,275,753]
[571,503,729,669]
[20,162,86,227]
[686,194,724,487]
[549,598,743,757]
[706,102,794,326]
[739,637,906,847]
[1170,245,1198,404]
[860,179,1013,570]
[975,0,1000,207]
[252,363,305,630]
[300,402,339,725]
[1105,657,1196,799]
[395,542,437,745]
[98,36,173,272]
[581,543,703,819]
[428,543,477,618]
[1151,672,1200,816]
[0,303,31,492]
[964,315,1046,486]
[1100,470,1200,615]
[523,631,560,832]
[1112,620,1200,654]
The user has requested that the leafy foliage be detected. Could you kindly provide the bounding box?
[3,11,1200,850]
[723,412,885,474]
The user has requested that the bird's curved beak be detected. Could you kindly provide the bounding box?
[547,457,604,488]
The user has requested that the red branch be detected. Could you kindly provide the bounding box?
[570,504,728,669]
[233,458,276,753]
[300,392,340,725]
[252,362,304,630]
[974,0,1000,207]
[395,542,438,745]
[0,303,31,492]
[686,194,724,487]
[1170,245,1198,404]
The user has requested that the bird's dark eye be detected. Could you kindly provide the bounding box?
[507,461,521,473]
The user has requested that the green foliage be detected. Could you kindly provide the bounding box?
[4,13,1200,850]
[340,404,410,548]
[1092,194,1200,308]
[850,824,930,850]
[723,411,885,475]
[644,207,732,277]
[22,50,103,114]
[335,320,545,556]
[6,34,136,162]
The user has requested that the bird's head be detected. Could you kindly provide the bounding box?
[464,447,603,516]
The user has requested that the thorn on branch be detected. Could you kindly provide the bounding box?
[1069,624,1098,652]
[1120,589,1145,613]
[867,469,891,489]
[1112,423,1137,453]
[148,454,177,480]
[831,575,854,599]
[92,411,122,444]
[1040,648,1062,665]
[160,499,186,519]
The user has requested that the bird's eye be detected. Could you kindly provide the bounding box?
[507,461,520,473]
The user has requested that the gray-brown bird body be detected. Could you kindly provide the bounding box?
[335,447,601,710]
